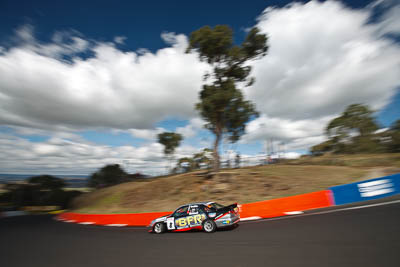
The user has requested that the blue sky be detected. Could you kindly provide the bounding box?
[0,0,399,175]
[0,0,386,52]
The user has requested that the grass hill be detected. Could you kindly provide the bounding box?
[286,153,400,167]
[71,153,400,214]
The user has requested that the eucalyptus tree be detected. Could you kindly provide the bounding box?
[157,132,183,172]
[186,25,268,172]
[326,104,380,153]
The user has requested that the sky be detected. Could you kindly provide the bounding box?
[0,0,399,176]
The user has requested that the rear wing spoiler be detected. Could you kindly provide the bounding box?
[218,203,238,213]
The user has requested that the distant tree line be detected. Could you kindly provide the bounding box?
[172,148,213,173]
[0,175,81,209]
[87,164,146,189]
[172,148,242,173]
[311,104,400,155]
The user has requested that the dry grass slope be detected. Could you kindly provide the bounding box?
[72,154,400,214]
[287,153,400,167]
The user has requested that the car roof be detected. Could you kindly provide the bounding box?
[176,201,214,209]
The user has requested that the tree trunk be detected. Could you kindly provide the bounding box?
[166,154,174,174]
[213,130,221,172]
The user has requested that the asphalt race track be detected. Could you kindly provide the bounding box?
[1,202,399,267]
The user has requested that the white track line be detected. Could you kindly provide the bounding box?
[105,224,128,227]
[246,199,400,223]
[316,199,400,214]
[79,222,95,225]
[240,216,262,221]
[284,211,304,215]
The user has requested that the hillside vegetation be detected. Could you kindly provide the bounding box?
[71,154,400,214]
[287,153,400,167]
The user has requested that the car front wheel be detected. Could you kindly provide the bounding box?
[202,219,217,233]
[153,222,166,234]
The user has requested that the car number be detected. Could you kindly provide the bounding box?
[166,217,175,230]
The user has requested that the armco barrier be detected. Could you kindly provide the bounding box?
[330,173,400,205]
[239,190,333,219]
[57,190,333,226]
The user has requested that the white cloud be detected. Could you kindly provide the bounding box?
[0,28,208,131]
[136,48,150,55]
[0,133,198,175]
[14,25,90,59]
[0,1,400,175]
[161,32,180,45]
[282,152,301,159]
[243,115,329,141]
[114,36,127,45]
[376,4,400,36]
[11,125,84,141]
[242,115,329,150]
[176,118,205,138]
[242,0,400,150]
[127,127,165,140]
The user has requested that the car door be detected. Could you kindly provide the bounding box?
[173,205,189,230]
[186,205,202,227]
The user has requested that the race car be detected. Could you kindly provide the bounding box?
[148,202,240,233]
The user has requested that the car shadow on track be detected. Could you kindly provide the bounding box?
[157,224,240,234]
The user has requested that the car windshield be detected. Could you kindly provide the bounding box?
[173,206,188,216]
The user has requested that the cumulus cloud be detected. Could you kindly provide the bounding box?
[176,118,205,138]
[369,0,400,37]
[10,125,84,141]
[377,5,400,36]
[121,118,206,140]
[0,28,208,131]
[0,1,400,174]
[127,127,165,140]
[14,25,90,59]
[242,0,400,149]
[242,115,329,150]
[114,36,127,45]
[0,133,199,175]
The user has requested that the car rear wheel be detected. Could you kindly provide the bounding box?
[203,219,217,233]
[153,222,166,234]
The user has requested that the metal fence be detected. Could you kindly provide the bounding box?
[144,154,282,177]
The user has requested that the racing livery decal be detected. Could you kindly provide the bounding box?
[175,214,206,228]
[148,202,239,233]
[166,217,175,230]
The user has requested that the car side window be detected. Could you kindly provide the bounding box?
[188,205,199,215]
[206,204,217,212]
[200,205,210,213]
[173,206,188,217]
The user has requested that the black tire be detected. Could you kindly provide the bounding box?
[202,219,217,233]
[153,222,166,234]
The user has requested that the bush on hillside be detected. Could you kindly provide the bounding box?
[88,164,128,188]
